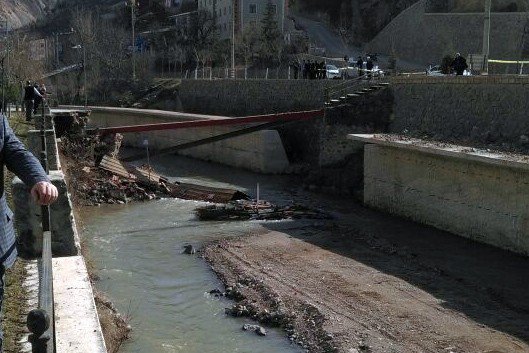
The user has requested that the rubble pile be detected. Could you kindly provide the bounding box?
[196,200,331,221]
[60,131,249,206]
[60,133,173,205]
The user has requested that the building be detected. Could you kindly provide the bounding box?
[198,0,287,39]
[170,10,197,36]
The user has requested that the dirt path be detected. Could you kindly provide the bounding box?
[204,199,529,353]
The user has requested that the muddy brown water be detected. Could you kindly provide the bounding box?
[81,154,305,353]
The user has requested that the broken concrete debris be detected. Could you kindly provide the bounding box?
[60,132,248,205]
[196,201,331,222]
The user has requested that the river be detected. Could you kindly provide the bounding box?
[81,155,304,353]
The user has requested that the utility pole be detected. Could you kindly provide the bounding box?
[131,0,137,81]
[72,44,88,107]
[1,19,9,114]
[231,0,235,79]
[483,0,492,73]
[83,45,87,107]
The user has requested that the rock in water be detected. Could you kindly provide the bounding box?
[183,245,196,254]
[256,326,267,336]
[209,288,223,297]
[243,324,258,331]
[242,324,267,336]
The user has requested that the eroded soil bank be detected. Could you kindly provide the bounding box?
[203,197,529,353]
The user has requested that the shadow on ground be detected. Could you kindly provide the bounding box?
[263,199,529,344]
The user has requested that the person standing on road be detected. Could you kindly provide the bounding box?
[366,57,374,78]
[452,53,468,76]
[0,112,58,351]
[23,81,43,122]
[356,56,364,76]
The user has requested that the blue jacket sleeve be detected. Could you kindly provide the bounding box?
[2,117,49,187]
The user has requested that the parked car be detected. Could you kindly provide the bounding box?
[339,64,385,79]
[326,65,341,79]
[426,64,444,76]
[426,64,472,76]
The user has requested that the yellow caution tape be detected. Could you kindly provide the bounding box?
[488,59,529,64]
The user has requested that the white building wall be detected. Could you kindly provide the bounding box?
[198,0,285,39]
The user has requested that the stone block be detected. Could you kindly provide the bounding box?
[27,130,60,171]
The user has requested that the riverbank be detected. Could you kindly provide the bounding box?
[203,197,529,353]
[59,146,131,353]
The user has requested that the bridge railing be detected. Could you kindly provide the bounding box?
[26,105,56,353]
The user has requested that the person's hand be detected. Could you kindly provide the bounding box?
[31,181,59,205]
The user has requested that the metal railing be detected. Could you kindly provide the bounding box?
[325,72,387,102]
[26,104,55,353]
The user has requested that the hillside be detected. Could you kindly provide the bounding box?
[295,0,420,43]
[350,0,419,43]
[0,0,58,28]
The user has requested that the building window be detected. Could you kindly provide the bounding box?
[249,4,257,13]
[271,4,277,14]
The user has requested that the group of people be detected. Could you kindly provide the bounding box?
[289,60,328,80]
[355,56,375,77]
[303,60,327,79]
[23,81,47,121]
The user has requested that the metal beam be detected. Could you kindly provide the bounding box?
[93,109,324,135]
[122,119,302,162]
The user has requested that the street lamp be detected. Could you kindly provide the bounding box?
[128,0,138,81]
[72,44,87,107]
[231,1,235,78]
[0,19,9,114]
[483,0,492,73]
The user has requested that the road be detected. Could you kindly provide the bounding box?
[292,15,360,59]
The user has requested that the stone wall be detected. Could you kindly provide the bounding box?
[390,75,529,153]
[303,88,393,196]
[177,79,340,116]
[366,0,529,66]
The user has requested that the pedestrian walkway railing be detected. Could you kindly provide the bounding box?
[26,105,55,353]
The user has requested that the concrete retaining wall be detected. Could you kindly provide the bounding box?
[356,137,529,256]
[85,107,290,174]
